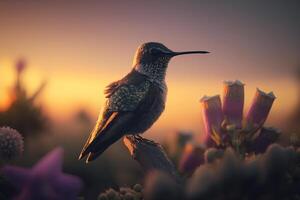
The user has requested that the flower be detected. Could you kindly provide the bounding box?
[200,82,277,154]
[245,88,275,132]
[16,59,27,74]
[178,143,204,175]
[222,80,244,128]
[187,146,300,199]
[98,185,144,200]
[0,127,24,161]
[200,95,224,147]
[1,147,82,200]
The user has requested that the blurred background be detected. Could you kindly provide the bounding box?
[0,0,300,198]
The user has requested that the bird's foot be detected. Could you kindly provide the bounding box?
[133,135,157,146]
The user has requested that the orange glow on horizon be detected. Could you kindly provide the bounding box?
[1,57,297,139]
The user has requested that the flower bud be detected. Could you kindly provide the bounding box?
[15,58,26,74]
[245,89,275,130]
[200,95,224,147]
[222,80,244,128]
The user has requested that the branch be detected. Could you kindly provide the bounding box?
[123,136,181,183]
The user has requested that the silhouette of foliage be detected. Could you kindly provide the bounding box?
[0,59,48,138]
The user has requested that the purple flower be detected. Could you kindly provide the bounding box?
[1,147,82,200]
[200,95,224,147]
[178,143,204,175]
[16,59,26,74]
[245,89,275,131]
[222,80,244,128]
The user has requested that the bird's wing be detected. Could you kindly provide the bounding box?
[104,80,120,98]
[79,72,151,161]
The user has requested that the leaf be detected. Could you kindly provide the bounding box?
[211,126,222,146]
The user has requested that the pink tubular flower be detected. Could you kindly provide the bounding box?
[200,95,224,147]
[245,88,276,130]
[222,80,244,128]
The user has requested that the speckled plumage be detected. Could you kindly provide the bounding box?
[79,42,209,162]
[107,78,151,111]
[79,69,167,162]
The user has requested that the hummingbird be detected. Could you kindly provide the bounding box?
[78,42,209,163]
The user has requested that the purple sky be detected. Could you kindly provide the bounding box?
[0,0,299,138]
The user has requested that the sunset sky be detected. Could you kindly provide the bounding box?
[0,1,300,138]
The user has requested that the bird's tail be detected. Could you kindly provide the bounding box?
[78,112,133,163]
[78,131,122,163]
[83,131,124,163]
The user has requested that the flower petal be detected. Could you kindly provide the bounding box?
[1,166,31,189]
[33,147,64,176]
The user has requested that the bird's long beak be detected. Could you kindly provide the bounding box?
[172,50,210,56]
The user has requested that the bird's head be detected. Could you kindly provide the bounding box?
[133,42,209,82]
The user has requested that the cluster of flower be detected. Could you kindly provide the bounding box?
[139,145,300,200]
[1,80,297,200]
[200,80,277,154]
[100,145,300,200]
[98,184,143,200]
[177,81,280,175]
[187,145,300,199]
[178,127,281,175]
[0,126,24,161]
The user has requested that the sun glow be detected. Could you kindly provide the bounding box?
[0,56,298,139]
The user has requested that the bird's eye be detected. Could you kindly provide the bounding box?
[150,48,161,55]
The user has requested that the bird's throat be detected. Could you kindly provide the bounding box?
[134,63,167,83]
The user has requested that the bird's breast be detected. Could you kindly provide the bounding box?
[129,83,167,134]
